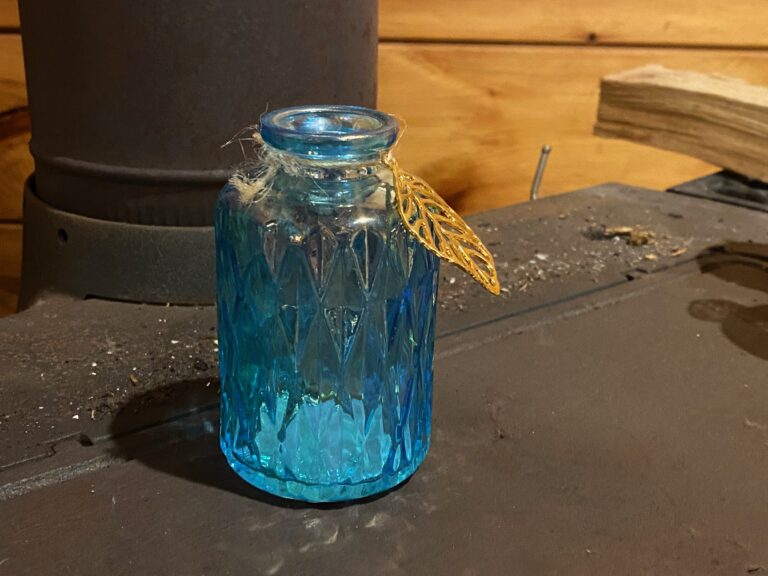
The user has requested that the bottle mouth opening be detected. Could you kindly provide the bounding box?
[259,105,399,161]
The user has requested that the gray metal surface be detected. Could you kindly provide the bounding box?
[670,171,768,212]
[1,184,767,575]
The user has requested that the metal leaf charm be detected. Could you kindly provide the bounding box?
[386,156,500,295]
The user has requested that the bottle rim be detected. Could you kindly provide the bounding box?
[259,105,399,161]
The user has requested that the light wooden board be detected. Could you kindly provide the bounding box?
[380,0,768,47]
[0,223,21,316]
[0,33,28,222]
[0,108,30,220]
[0,34,26,109]
[0,0,17,29]
[4,1,767,47]
[379,43,768,213]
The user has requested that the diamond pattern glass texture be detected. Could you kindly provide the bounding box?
[215,107,439,502]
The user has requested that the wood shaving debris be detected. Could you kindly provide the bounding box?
[643,253,659,261]
[604,226,634,236]
[629,229,656,246]
[670,246,688,257]
[604,226,656,246]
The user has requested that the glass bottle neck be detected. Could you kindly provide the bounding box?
[264,144,391,206]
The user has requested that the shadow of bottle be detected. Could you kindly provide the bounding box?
[107,377,401,509]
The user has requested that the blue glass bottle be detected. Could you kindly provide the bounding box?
[215,106,440,502]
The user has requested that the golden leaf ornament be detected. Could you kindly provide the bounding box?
[385,155,500,295]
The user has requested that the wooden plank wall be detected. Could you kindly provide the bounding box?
[0,0,28,316]
[1,0,768,315]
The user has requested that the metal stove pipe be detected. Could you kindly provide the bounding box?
[17,0,378,307]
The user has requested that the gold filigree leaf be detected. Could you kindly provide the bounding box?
[386,156,500,295]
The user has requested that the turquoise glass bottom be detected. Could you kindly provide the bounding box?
[220,390,432,502]
[222,427,428,502]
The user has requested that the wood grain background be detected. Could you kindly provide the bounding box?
[1,0,767,315]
